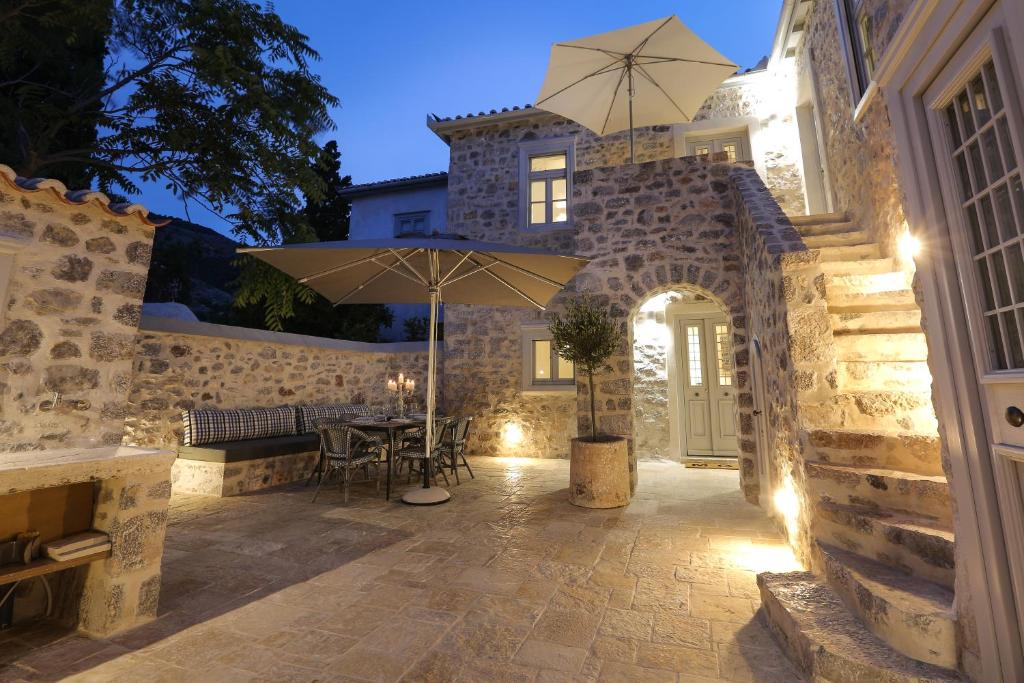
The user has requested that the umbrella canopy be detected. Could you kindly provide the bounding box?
[535,15,737,162]
[241,233,589,504]
[240,235,587,309]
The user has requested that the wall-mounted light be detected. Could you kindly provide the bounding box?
[773,473,800,540]
[501,421,524,448]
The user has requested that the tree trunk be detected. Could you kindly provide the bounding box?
[588,369,597,442]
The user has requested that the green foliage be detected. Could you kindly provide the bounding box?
[549,296,622,441]
[1,0,337,246]
[303,141,352,242]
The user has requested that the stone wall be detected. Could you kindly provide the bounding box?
[123,317,433,450]
[0,166,158,452]
[694,69,808,217]
[801,0,914,256]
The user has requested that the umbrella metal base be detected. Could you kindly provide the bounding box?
[401,486,451,505]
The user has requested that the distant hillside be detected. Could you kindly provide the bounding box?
[144,215,239,320]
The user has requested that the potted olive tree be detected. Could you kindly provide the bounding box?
[549,297,630,508]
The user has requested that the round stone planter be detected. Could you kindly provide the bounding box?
[569,436,631,509]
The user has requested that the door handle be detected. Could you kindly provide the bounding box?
[1007,406,1024,428]
[752,410,762,416]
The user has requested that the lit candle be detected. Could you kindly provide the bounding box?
[406,379,414,392]
[387,379,397,392]
[398,373,404,386]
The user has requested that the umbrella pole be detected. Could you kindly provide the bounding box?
[627,58,635,165]
[402,271,451,505]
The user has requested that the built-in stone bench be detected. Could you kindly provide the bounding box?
[171,404,371,497]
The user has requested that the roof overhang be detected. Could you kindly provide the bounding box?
[427,108,556,144]
[770,0,814,66]
[338,172,448,199]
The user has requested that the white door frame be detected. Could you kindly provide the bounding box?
[750,337,773,494]
[797,55,836,214]
[876,0,1024,678]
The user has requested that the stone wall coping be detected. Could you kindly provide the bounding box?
[0,445,176,495]
[139,315,433,354]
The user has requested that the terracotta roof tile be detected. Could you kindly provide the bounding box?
[0,164,167,227]
[429,103,537,123]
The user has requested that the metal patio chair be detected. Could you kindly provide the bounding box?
[394,417,451,488]
[441,416,474,484]
[312,422,385,504]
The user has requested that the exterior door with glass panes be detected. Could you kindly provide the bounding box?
[927,26,1024,638]
[677,309,737,457]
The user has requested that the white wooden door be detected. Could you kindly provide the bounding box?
[688,134,750,163]
[928,28,1024,652]
[677,314,737,457]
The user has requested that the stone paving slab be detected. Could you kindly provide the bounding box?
[0,459,806,682]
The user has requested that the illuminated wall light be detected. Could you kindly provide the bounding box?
[898,230,922,262]
[501,421,524,448]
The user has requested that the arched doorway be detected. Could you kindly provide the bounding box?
[631,289,739,466]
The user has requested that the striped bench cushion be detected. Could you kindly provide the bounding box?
[181,406,297,446]
[296,404,371,433]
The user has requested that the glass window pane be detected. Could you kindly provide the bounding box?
[997,117,1017,171]
[530,180,546,203]
[955,152,972,201]
[992,250,1012,307]
[722,144,737,163]
[989,314,1008,370]
[533,340,551,380]
[556,355,574,381]
[1011,175,1024,235]
[695,145,710,158]
[994,183,1015,243]
[977,256,995,311]
[1006,243,1024,304]
[530,153,566,172]
[1003,311,1023,368]
[980,194,1000,248]
[984,61,1004,113]
[552,200,568,223]
[530,202,546,225]
[551,178,566,201]
[687,325,703,387]
[959,91,976,138]
[714,323,733,386]
[982,127,1004,180]
[969,141,987,192]
[970,75,991,127]
[965,203,986,254]
[946,104,963,149]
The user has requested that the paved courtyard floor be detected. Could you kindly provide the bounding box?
[0,458,805,682]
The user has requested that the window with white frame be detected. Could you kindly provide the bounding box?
[394,210,429,236]
[521,325,575,390]
[836,0,876,102]
[519,139,574,231]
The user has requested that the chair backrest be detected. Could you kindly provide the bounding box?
[453,416,473,444]
[430,418,451,451]
[317,422,371,458]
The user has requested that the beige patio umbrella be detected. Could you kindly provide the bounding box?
[535,15,737,163]
[241,234,588,505]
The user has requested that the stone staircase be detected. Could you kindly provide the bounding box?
[759,213,961,681]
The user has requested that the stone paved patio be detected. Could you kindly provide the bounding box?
[0,458,805,682]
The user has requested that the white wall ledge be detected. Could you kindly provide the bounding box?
[139,315,433,354]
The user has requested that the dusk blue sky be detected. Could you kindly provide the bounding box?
[141,1,784,235]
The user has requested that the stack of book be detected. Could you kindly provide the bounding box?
[42,531,110,561]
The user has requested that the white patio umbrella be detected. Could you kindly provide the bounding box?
[535,15,737,163]
[240,234,588,505]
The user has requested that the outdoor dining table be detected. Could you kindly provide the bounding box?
[352,417,426,501]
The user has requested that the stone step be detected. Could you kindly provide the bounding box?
[802,391,939,434]
[805,461,951,525]
[815,243,884,263]
[837,361,933,392]
[758,572,961,682]
[827,271,911,296]
[832,310,922,334]
[833,333,929,362]
[821,257,900,277]
[788,211,848,227]
[817,542,957,669]
[813,502,955,588]
[806,429,944,477]
[827,288,919,313]
[797,220,859,237]
[803,230,873,249]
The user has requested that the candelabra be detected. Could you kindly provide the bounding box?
[386,373,415,418]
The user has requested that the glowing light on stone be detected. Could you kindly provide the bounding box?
[774,474,800,539]
[501,422,524,448]
[898,230,921,262]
